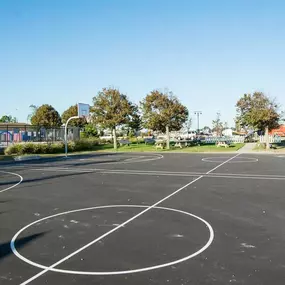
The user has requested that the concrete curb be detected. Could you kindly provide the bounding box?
[14,156,42,161]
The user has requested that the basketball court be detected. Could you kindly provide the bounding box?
[1,152,285,285]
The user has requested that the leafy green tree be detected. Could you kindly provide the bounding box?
[236,92,281,149]
[140,90,188,133]
[0,115,17,123]
[127,104,141,137]
[91,87,135,149]
[62,104,87,127]
[82,123,98,137]
[31,104,62,128]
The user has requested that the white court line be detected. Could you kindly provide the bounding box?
[98,171,285,181]
[32,167,95,173]
[31,167,204,175]
[123,156,145,162]
[0,170,23,193]
[213,172,285,178]
[19,177,202,284]
[207,174,285,181]
[80,154,163,165]
[19,154,240,284]
[11,205,214,275]
[206,153,240,174]
[202,156,258,163]
[27,165,285,181]
[1,154,163,171]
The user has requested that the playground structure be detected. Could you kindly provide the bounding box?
[0,123,80,146]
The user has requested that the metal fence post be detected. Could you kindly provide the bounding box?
[6,124,8,147]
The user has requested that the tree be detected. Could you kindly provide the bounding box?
[140,90,188,133]
[91,87,136,149]
[184,117,193,133]
[27,105,38,123]
[0,115,17,123]
[82,123,98,137]
[62,104,87,127]
[212,112,223,136]
[127,104,141,137]
[202,126,211,133]
[236,92,281,149]
[223,121,229,130]
[31,104,62,128]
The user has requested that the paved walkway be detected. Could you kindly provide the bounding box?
[237,143,256,153]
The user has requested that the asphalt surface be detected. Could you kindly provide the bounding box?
[1,152,285,285]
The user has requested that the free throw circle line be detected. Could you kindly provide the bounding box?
[0,170,23,193]
[11,204,214,275]
[202,156,258,163]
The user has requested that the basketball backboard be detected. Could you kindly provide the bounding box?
[77,103,90,118]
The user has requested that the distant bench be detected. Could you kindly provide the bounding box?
[216,141,230,148]
[118,139,130,146]
[174,139,201,148]
[155,140,166,149]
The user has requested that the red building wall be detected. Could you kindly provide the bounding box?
[270,125,285,136]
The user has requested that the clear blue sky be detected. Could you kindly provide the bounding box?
[1,0,285,128]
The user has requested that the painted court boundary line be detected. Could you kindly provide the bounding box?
[20,154,240,284]
[96,170,285,181]
[0,170,23,193]
[26,167,285,181]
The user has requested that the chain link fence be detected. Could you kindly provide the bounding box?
[0,123,80,147]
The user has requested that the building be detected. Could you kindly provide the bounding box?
[269,125,285,136]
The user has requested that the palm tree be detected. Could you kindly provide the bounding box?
[27,105,38,123]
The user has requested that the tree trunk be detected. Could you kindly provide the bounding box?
[166,125,170,150]
[113,128,117,150]
[265,126,270,150]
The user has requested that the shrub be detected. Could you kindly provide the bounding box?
[100,138,113,144]
[4,139,102,155]
[50,142,65,153]
[128,137,145,144]
[22,142,37,154]
[5,144,24,155]
[73,138,100,151]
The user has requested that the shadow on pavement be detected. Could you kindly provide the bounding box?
[0,232,47,261]
[18,171,98,189]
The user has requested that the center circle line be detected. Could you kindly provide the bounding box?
[11,204,214,275]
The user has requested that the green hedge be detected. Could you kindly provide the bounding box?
[5,138,101,155]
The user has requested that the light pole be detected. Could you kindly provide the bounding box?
[194,111,202,134]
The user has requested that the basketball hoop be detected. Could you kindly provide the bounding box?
[78,103,92,123]
[64,103,91,157]
[77,103,90,118]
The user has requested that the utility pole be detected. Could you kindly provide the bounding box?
[194,111,202,134]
